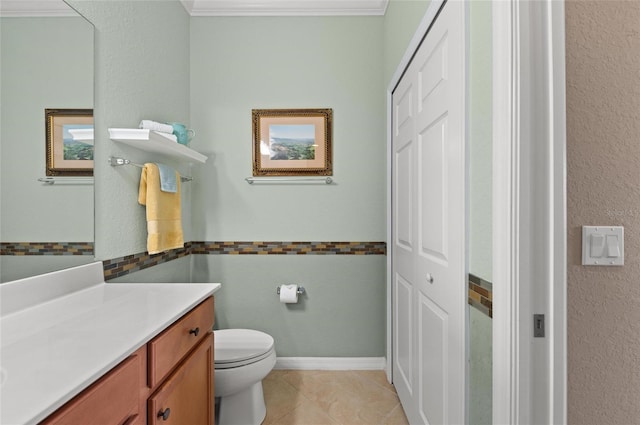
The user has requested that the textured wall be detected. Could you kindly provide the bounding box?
[68,0,192,263]
[382,0,431,86]
[190,16,385,241]
[0,17,93,241]
[468,0,492,282]
[467,2,492,422]
[566,1,640,423]
[0,17,94,282]
[189,15,387,357]
[193,255,386,357]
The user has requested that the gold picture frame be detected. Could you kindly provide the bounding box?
[252,108,333,176]
[45,108,94,176]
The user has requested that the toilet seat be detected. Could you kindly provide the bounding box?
[214,329,275,369]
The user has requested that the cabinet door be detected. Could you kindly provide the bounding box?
[148,333,214,425]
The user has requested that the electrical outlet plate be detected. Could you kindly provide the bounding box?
[582,226,624,266]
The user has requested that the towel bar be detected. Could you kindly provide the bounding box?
[38,177,94,185]
[109,156,193,182]
[245,176,332,184]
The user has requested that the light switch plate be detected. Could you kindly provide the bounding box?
[582,226,624,266]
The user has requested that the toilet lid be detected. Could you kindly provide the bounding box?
[214,329,274,365]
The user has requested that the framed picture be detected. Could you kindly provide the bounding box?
[45,108,94,176]
[252,108,332,176]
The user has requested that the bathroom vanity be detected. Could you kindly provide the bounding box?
[0,262,220,425]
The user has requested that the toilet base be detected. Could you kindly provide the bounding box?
[218,381,267,425]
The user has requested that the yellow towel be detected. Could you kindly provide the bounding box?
[138,163,184,254]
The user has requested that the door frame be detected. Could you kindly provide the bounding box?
[492,1,567,423]
[386,0,567,422]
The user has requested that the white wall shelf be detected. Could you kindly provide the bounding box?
[108,128,207,164]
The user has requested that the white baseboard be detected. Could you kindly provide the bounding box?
[275,357,386,370]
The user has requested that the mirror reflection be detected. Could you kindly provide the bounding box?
[0,1,94,282]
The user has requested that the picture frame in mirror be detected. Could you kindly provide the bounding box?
[45,108,94,176]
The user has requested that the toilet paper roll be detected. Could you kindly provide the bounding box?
[279,284,298,304]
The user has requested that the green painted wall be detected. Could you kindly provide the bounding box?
[189,15,387,357]
[468,1,493,423]
[190,16,385,241]
[468,0,493,283]
[383,0,431,86]
[0,17,94,281]
[193,255,386,356]
[67,0,192,266]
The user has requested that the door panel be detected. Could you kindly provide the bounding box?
[419,115,449,264]
[392,60,418,419]
[395,84,414,135]
[418,292,447,425]
[392,1,466,423]
[396,141,414,250]
[394,273,414,394]
[418,34,448,106]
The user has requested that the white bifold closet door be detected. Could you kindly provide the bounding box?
[391,1,467,424]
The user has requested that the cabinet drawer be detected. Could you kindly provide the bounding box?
[148,297,214,388]
[148,334,214,425]
[42,349,143,425]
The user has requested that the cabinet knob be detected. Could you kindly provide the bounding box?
[426,273,434,283]
[158,408,171,421]
[189,327,200,337]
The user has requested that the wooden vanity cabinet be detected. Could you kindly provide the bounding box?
[40,297,215,425]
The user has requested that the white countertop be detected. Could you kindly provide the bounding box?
[0,263,220,425]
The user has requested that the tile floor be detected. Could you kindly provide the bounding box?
[261,370,410,425]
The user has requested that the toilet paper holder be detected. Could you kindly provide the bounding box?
[276,286,305,295]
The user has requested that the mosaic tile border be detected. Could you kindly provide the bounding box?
[468,273,492,318]
[189,241,387,255]
[4,242,492,315]
[102,241,386,281]
[0,242,94,256]
[102,243,192,281]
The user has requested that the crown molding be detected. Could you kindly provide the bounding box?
[0,0,76,17]
[181,0,389,16]
[1,0,388,18]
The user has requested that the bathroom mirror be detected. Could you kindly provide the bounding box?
[0,1,95,282]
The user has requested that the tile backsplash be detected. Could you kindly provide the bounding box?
[2,240,494,314]
[189,241,387,255]
[0,242,94,256]
[103,241,387,280]
[468,273,492,318]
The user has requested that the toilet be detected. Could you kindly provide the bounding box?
[214,329,276,425]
